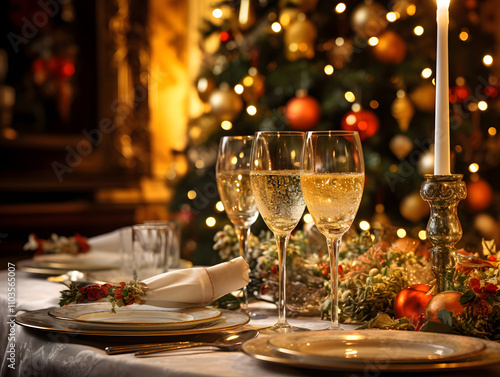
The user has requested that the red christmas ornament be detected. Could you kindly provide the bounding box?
[371,30,406,64]
[449,85,471,103]
[60,59,75,78]
[32,57,75,80]
[466,178,493,212]
[285,94,321,130]
[484,85,498,98]
[394,284,433,326]
[219,30,233,42]
[340,108,379,141]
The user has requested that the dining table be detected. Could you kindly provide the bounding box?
[1,267,500,377]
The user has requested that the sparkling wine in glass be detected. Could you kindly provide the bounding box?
[216,136,258,311]
[300,131,365,330]
[250,131,307,333]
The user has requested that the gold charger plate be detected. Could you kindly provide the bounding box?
[242,331,500,373]
[48,303,221,331]
[267,330,486,364]
[16,307,249,337]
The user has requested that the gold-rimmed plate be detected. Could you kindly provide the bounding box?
[48,303,221,331]
[242,330,500,373]
[267,330,486,364]
[16,307,249,337]
[19,251,121,273]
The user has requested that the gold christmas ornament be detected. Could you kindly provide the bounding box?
[350,1,388,39]
[410,84,436,112]
[391,92,415,132]
[400,191,430,223]
[208,83,243,121]
[418,150,435,175]
[371,30,406,64]
[196,76,216,102]
[240,71,265,102]
[279,8,300,28]
[284,16,317,61]
[389,134,414,159]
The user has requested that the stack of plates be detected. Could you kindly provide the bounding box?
[16,303,249,337]
[242,330,500,372]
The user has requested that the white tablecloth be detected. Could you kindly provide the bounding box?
[1,268,499,377]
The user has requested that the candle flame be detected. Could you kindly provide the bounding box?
[437,0,450,10]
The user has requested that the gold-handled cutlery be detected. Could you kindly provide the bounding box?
[105,329,258,356]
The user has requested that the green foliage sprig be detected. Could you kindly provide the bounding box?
[59,281,148,313]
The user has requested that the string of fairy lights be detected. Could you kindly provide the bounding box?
[187,1,498,239]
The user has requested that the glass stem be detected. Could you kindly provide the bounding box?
[327,236,342,329]
[234,225,250,309]
[275,234,290,327]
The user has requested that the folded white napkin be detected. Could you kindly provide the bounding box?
[87,227,130,253]
[142,257,249,308]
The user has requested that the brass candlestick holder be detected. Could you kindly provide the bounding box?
[420,174,467,292]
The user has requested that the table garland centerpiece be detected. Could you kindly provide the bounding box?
[213,224,500,340]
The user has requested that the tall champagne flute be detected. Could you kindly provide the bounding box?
[250,131,307,333]
[216,136,258,311]
[301,131,365,330]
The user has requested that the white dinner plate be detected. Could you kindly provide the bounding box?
[48,303,221,331]
[16,308,249,337]
[267,330,486,363]
[242,330,500,373]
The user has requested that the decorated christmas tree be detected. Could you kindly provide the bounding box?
[170,0,500,265]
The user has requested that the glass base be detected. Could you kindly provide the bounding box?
[246,311,269,320]
[260,322,310,334]
[325,324,344,331]
[238,306,269,320]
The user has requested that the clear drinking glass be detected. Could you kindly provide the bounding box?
[131,224,171,280]
[143,220,181,269]
[250,131,307,333]
[301,131,365,329]
[216,135,259,311]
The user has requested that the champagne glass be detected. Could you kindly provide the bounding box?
[216,135,259,312]
[250,131,307,333]
[301,131,365,330]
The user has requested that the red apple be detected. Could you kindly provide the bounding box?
[394,284,433,325]
[425,291,465,322]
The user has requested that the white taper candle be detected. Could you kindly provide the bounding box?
[434,0,451,175]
